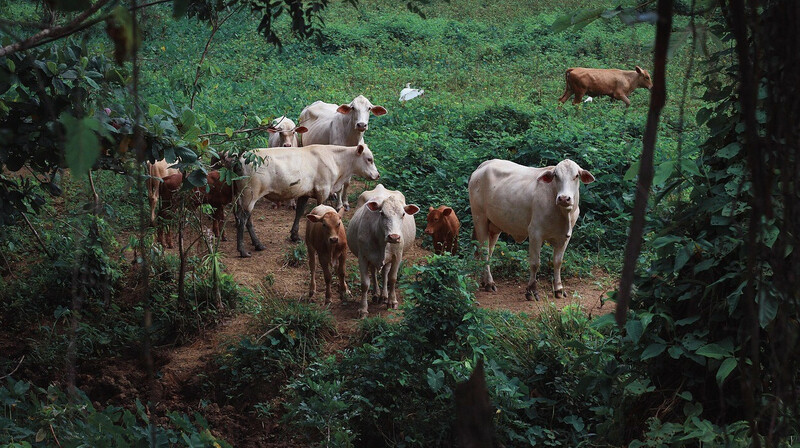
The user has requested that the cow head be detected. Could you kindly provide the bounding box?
[366,196,419,244]
[425,206,454,235]
[352,144,381,181]
[306,207,346,245]
[268,116,308,147]
[635,66,653,90]
[336,95,387,133]
[537,159,595,212]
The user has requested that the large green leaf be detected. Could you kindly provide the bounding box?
[641,343,666,360]
[716,357,737,385]
[695,343,731,360]
[61,113,100,176]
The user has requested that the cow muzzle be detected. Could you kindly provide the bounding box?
[386,234,401,244]
[424,228,434,235]
[283,142,293,147]
[557,195,573,209]
[329,236,339,244]
[356,122,368,132]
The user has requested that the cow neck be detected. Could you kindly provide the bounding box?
[335,112,365,146]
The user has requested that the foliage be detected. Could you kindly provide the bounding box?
[283,240,307,267]
[214,297,335,404]
[0,376,231,448]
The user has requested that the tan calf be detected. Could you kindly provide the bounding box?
[305,205,350,304]
[424,205,461,255]
[558,66,653,107]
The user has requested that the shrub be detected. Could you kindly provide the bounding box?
[284,241,307,268]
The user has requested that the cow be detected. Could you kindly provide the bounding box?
[267,116,308,148]
[557,66,653,107]
[235,144,380,257]
[347,184,419,317]
[424,205,461,255]
[298,95,387,210]
[147,159,180,226]
[468,159,595,301]
[156,172,184,248]
[156,170,233,247]
[267,116,308,209]
[305,205,350,304]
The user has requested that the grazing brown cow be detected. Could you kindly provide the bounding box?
[147,159,180,226]
[558,66,653,107]
[424,205,461,255]
[157,172,184,248]
[305,205,350,304]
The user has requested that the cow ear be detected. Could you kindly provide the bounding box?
[307,214,322,223]
[356,144,365,155]
[404,204,420,215]
[294,126,308,134]
[538,171,555,183]
[370,106,387,116]
[366,201,381,212]
[336,206,346,217]
[442,207,453,216]
[428,206,434,212]
[337,104,353,114]
[580,169,596,184]
[635,66,643,74]
[267,127,277,134]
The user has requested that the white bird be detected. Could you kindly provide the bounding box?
[399,83,424,102]
[583,96,593,103]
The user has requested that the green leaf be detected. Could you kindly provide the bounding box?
[624,160,640,181]
[641,343,666,360]
[717,142,741,159]
[181,108,196,128]
[590,313,616,329]
[716,358,737,386]
[183,125,201,142]
[426,368,444,392]
[47,61,58,75]
[758,289,778,328]
[186,168,207,187]
[6,58,15,72]
[680,158,701,177]
[61,113,100,176]
[652,160,675,186]
[652,235,682,249]
[225,127,234,137]
[695,343,731,360]
[625,319,643,343]
[696,107,712,125]
[674,244,692,272]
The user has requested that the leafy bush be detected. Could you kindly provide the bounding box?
[0,376,230,447]
[215,298,335,404]
[284,241,307,268]
[488,241,530,280]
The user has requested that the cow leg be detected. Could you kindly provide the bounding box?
[308,246,317,298]
[381,263,390,304]
[235,203,254,258]
[386,260,401,310]
[320,253,333,305]
[525,236,543,301]
[340,178,351,211]
[358,259,371,318]
[337,251,351,300]
[473,217,496,292]
[213,207,226,241]
[552,239,569,298]
[572,89,585,105]
[290,196,309,242]
[246,213,265,251]
[558,87,572,105]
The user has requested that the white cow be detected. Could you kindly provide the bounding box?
[347,184,419,317]
[235,144,380,257]
[267,116,308,148]
[298,95,387,210]
[468,159,595,300]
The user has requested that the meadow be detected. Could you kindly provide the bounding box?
[2,0,795,447]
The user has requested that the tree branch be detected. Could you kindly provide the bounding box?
[616,0,673,326]
[0,0,113,57]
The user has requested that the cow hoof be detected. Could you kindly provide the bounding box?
[359,310,369,319]
[388,302,398,310]
[343,204,350,212]
[483,283,496,292]
[290,233,301,243]
[525,289,540,301]
[239,251,252,258]
[254,244,266,251]
[554,289,565,298]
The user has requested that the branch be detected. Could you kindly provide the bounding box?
[616,0,673,326]
[0,0,113,57]
[199,125,272,138]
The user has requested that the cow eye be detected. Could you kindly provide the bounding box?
[367,158,373,163]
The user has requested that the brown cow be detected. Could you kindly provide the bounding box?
[147,159,180,226]
[305,205,350,304]
[424,205,460,255]
[558,66,653,107]
[157,172,184,248]
[157,171,234,247]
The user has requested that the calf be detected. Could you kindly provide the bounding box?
[424,205,461,255]
[558,66,652,107]
[196,170,233,241]
[235,143,380,257]
[157,172,184,248]
[305,205,350,304]
[347,184,419,317]
[267,116,308,148]
[147,159,180,226]
[468,159,595,300]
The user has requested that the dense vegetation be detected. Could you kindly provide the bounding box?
[1,0,798,447]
